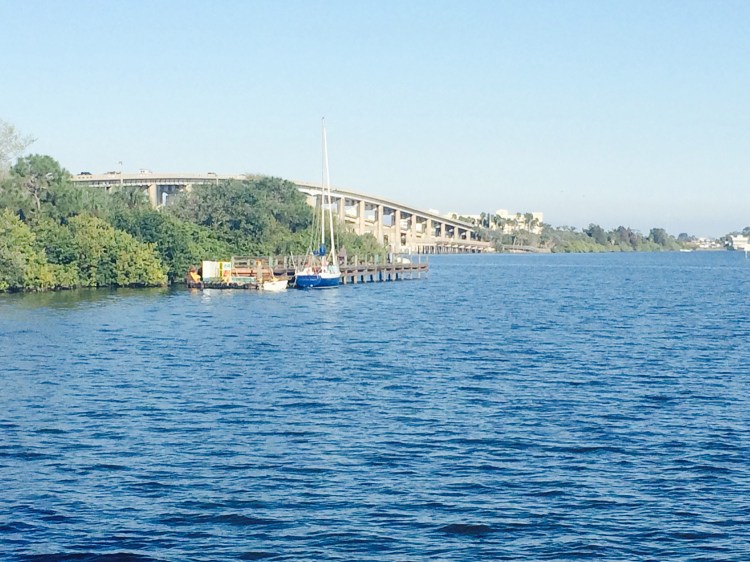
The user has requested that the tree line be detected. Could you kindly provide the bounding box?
[473,212,709,253]
[542,224,681,252]
[0,151,383,292]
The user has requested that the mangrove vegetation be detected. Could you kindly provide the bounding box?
[0,151,382,292]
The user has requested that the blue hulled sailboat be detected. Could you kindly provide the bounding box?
[294,119,341,289]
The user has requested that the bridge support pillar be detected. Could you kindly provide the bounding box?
[148,184,158,207]
[394,209,402,252]
[358,200,366,232]
[410,214,417,253]
[377,204,384,243]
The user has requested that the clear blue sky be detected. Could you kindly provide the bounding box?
[2,0,748,236]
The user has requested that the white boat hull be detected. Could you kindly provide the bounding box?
[260,279,288,292]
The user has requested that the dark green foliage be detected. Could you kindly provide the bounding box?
[0,209,47,291]
[31,217,78,266]
[584,223,608,246]
[65,214,166,287]
[0,154,168,291]
[540,224,679,252]
[540,225,606,253]
[170,176,314,255]
[336,228,385,259]
[0,209,76,290]
[1,154,384,291]
[111,208,232,283]
[109,185,150,211]
[7,154,69,217]
[648,227,676,248]
[0,154,115,223]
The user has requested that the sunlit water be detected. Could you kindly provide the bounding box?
[2,252,750,560]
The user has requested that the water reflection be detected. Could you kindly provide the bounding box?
[0,286,172,313]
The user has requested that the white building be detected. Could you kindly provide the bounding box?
[486,210,544,235]
[444,209,544,235]
[729,235,749,250]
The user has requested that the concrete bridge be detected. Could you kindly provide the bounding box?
[71,172,491,254]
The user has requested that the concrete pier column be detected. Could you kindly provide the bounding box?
[394,209,402,251]
[148,184,158,207]
[409,214,417,252]
[358,200,366,232]
[376,204,384,243]
[338,197,345,222]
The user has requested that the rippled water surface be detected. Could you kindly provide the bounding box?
[2,252,750,560]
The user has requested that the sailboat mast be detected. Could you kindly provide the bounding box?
[322,119,336,257]
[321,120,327,252]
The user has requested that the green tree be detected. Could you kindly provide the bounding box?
[109,185,149,210]
[9,154,70,215]
[67,214,167,287]
[170,176,314,255]
[584,223,608,246]
[35,180,113,223]
[648,228,671,246]
[336,228,385,259]
[32,216,79,266]
[0,209,56,291]
[111,208,231,283]
[612,226,640,250]
[524,212,534,232]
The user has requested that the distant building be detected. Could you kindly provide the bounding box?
[729,235,749,250]
[695,237,722,250]
[444,209,544,235]
[494,209,544,234]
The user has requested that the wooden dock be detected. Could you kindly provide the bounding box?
[278,254,429,285]
[191,255,428,288]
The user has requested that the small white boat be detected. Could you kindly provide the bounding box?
[251,259,287,291]
[259,278,288,292]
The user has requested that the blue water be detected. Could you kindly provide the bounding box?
[2,252,750,560]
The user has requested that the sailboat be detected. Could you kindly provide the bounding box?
[294,119,341,289]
